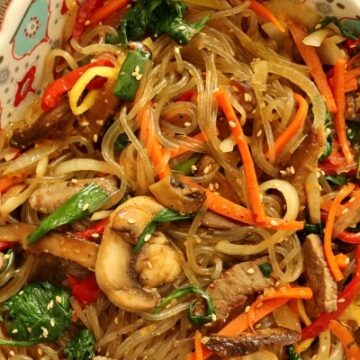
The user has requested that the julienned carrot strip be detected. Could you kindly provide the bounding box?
[329,75,358,93]
[334,59,354,165]
[0,176,24,194]
[249,1,285,33]
[186,298,289,360]
[215,87,266,222]
[265,93,308,159]
[335,253,350,271]
[169,133,206,159]
[329,320,360,360]
[194,331,203,360]
[288,20,337,113]
[182,178,304,231]
[324,183,355,281]
[140,104,171,179]
[89,0,130,25]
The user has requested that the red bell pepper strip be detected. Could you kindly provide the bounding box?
[0,242,13,252]
[176,90,197,102]
[73,218,108,240]
[67,273,101,307]
[302,245,360,339]
[72,0,105,41]
[41,59,113,111]
[338,231,360,244]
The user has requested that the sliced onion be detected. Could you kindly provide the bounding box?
[273,304,301,332]
[318,37,347,66]
[303,28,333,47]
[53,158,117,176]
[90,210,112,221]
[219,135,236,152]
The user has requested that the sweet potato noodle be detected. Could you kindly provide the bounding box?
[0,0,360,359]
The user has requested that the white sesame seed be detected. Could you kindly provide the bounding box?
[136,74,143,81]
[47,300,54,310]
[270,220,279,226]
[38,348,43,355]
[91,233,100,238]
[50,318,55,327]
[342,208,349,214]
[245,306,250,313]
[229,120,236,128]
[127,218,136,224]
[55,296,62,303]
[27,327,32,333]
[208,183,214,192]
[349,197,355,203]
[214,182,220,190]
[203,165,212,174]
[93,134,98,143]
[338,298,345,303]
[81,121,89,127]
[84,20,90,26]
[41,326,49,338]
[178,25,186,31]
[280,170,287,176]
[4,254,11,260]
[132,71,138,77]
[135,65,140,73]
[9,351,15,356]
[244,93,252,102]
[83,203,89,211]
[96,119,104,126]
[71,178,78,184]
[174,47,180,54]
[211,314,217,321]
[246,267,255,275]
[184,122,191,127]
[256,129,263,137]
[147,261,153,269]
[114,317,119,324]
[11,329,18,333]
[191,165,197,172]
[144,233,152,242]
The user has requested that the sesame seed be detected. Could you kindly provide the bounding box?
[338,298,345,303]
[144,233,152,242]
[208,183,214,192]
[50,318,55,327]
[71,178,78,184]
[4,254,11,260]
[27,327,32,333]
[147,261,153,269]
[9,351,15,356]
[174,47,180,54]
[41,327,49,338]
[246,267,255,275]
[132,71,138,77]
[203,165,212,175]
[211,314,217,321]
[81,121,89,127]
[244,93,252,102]
[84,20,90,26]
[214,182,220,190]
[47,300,54,310]
[342,208,349,214]
[55,296,62,303]
[184,122,191,127]
[270,220,279,226]
[93,134,98,143]
[136,74,143,81]
[91,233,100,238]
[96,119,104,126]
[11,329,18,333]
[38,349,43,355]
[245,306,250,313]
[229,120,236,128]
[135,65,140,73]
[315,23,322,29]
[114,317,119,324]
[178,25,186,31]
[127,218,136,224]
[191,165,197,172]
[349,197,355,203]
[280,170,287,176]
[83,203,89,211]
[256,129,262,137]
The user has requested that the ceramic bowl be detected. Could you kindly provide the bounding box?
[0,0,359,128]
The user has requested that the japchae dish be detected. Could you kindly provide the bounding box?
[1,0,360,358]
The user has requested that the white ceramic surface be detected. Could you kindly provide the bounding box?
[0,0,359,128]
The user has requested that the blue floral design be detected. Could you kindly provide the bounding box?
[13,0,49,58]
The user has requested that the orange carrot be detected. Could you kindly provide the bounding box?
[329,74,358,93]
[335,253,350,271]
[329,320,360,360]
[324,183,355,281]
[288,20,337,113]
[140,104,171,179]
[346,67,360,82]
[194,331,203,360]
[0,176,24,194]
[187,298,289,360]
[334,59,354,165]
[215,87,266,222]
[265,93,308,159]
[182,177,304,231]
[89,0,130,25]
[169,133,206,159]
[249,1,285,33]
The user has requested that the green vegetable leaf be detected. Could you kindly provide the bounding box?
[173,155,200,175]
[347,121,360,145]
[154,285,216,325]
[105,33,120,45]
[64,329,95,360]
[0,282,71,346]
[27,183,109,245]
[113,49,151,101]
[318,16,359,40]
[287,345,303,360]
[319,111,333,162]
[259,262,273,278]
[297,223,324,238]
[114,133,131,151]
[133,208,192,253]
[325,174,348,186]
[118,0,208,45]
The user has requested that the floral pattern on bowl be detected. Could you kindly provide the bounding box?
[0,0,359,128]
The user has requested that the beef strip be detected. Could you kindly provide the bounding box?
[203,327,301,357]
[346,91,360,121]
[303,234,337,318]
[199,257,274,328]
[29,177,118,214]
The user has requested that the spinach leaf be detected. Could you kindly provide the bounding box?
[114,133,131,151]
[173,155,200,175]
[325,174,348,186]
[287,345,303,360]
[297,223,324,238]
[319,111,333,162]
[118,0,208,45]
[318,16,359,40]
[259,262,273,278]
[64,329,95,360]
[0,282,71,346]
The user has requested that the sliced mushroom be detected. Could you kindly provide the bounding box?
[95,206,160,312]
[201,212,237,230]
[0,223,98,270]
[111,196,164,243]
[149,176,205,215]
[135,231,182,289]
[203,327,301,357]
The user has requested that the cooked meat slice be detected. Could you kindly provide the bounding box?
[201,212,236,230]
[230,80,257,115]
[346,91,360,121]
[29,177,118,214]
[200,257,274,327]
[10,100,76,150]
[203,327,300,357]
[286,127,324,207]
[134,232,182,288]
[303,234,337,317]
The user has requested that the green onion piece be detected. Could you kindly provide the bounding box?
[287,345,303,360]
[0,339,36,347]
[1,249,14,275]
[113,49,151,101]
[114,133,131,151]
[259,262,273,278]
[27,183,109,245]
[324,174,347,186]
[173,155,200,175]
[132,222,157,254]
[154,285,216,325]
